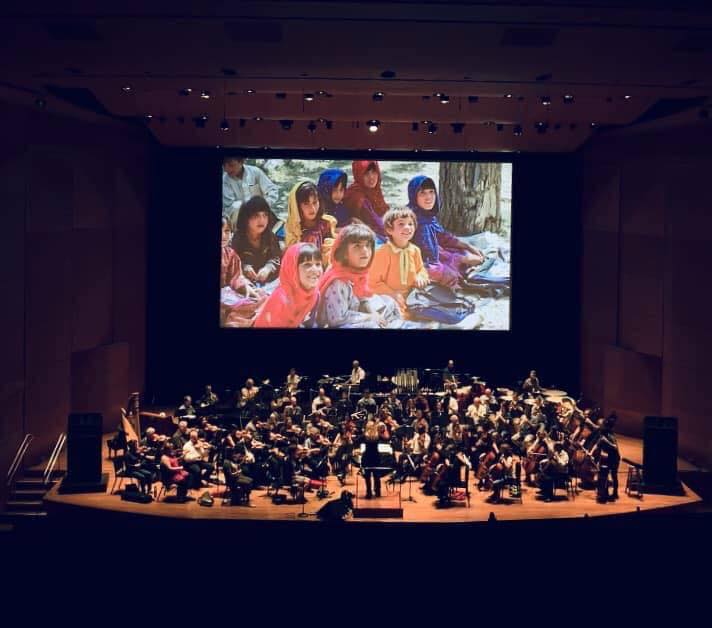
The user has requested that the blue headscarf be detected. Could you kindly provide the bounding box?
[317,169,349,227]
[408,175,443,265]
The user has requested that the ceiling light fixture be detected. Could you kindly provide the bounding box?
[367,119,381,133]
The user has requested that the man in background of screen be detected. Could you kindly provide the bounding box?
[222,155,279,226]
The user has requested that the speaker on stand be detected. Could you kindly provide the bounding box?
[59,413,109,494]
[642,416,684,495]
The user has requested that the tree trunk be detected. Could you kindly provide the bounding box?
[438,163,502,235]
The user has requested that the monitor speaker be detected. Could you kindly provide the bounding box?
[59,413,108,494]
[643,416,682,495]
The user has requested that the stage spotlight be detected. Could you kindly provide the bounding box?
[624,94,632,100]
[513,124,523,136]
[367,120,381,133]
[179,88,192,96]
[590,121,597,128]
[451,122,465,134]
[194,115,208,128]
[563,94,574,104]
[144,114,153,121]
[320,146,326,151]
[468,96,479,103]
[541,96,551,106]
[427,122,438,134]
[200,90,211,99]
[373,91,385,101]
[220,118,230,131]
[535,121,547,134]
[304,93,315,101]
[254,116,262,121]
[307,120,317,133]
[412,122,419,132]
[279,119,293,130]
[121,85,132,93]
[316,90,327,96]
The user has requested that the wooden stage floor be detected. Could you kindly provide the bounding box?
[44,435,702,524]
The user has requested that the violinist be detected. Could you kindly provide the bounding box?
[311,388,332,415]
[356,389,378,417]
[411,408,429,434]
[125,439,156,496]
[223,449,254,504]
[335,389,354,421]
[172,420,190,450]
[410,426,431,457]
[182,430,214,488]
[538,441,569,502]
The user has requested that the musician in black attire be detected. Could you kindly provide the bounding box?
[335,389,354,421]
[522,370,541,395]
[442,360,457,387]
[223,450,254,504]
[356,389,378,417]
[593,415,621,501]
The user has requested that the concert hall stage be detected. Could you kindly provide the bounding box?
[43,434,702,526]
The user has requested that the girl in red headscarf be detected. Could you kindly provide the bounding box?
[342,161,388,240]
[316,224,401,329]
[254,243,323,328]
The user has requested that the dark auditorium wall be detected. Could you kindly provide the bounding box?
[148,149,581,404]
[0,102,150,505]
[580,121,712,469]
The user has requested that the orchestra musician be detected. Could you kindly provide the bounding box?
[223,449,254,504]
[522,370,541,395]
[442,359,457,386]
[486,443,515,504]
[286,367,301,394]
[311,388,332,415]
[172,420,190,450]
[538,440,570,502]
[590,414,621,501]
[350,360,366,386]
[182,430,214,488]
[356,389,378,417]
[160,442,191,501]
[199,384,218,408]
[239,378,260,409]
[175,395,196,420]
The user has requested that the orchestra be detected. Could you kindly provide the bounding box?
[113,362,621,511]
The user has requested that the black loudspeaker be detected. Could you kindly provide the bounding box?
[60,413,108,494]
[643,416,682,495]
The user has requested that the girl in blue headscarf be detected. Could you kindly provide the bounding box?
[317,168,350,228]
[408,175,484,287]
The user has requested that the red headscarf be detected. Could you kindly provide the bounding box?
[317,229,374,299]
[254,244,319,328]
[343,160,389,218]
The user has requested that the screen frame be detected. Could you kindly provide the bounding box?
[217,148,516,334]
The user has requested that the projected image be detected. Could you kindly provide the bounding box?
[221,157,511,330]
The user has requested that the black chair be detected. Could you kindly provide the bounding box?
[107,432,127,459]
[157,464,189,502]
[110,457,136,494]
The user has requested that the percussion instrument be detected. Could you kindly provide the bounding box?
[540,388,567,397]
